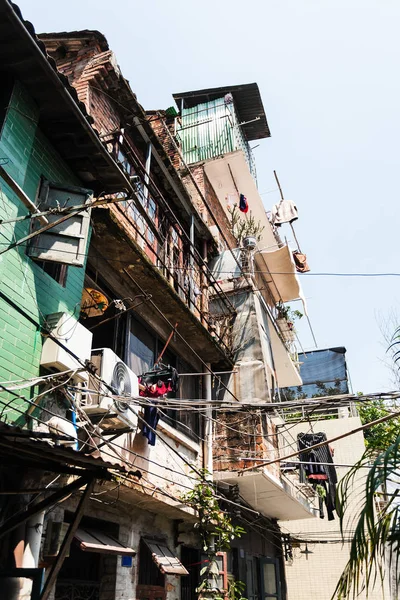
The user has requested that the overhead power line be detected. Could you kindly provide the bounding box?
[240,404,400,473]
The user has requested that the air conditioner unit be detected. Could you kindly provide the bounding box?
[84,348,139,433]
[40,313,93,382]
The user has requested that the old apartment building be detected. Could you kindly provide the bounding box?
[0,2,329,600]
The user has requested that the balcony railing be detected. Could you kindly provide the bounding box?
[101,134,236,356]
[55,580,100,600]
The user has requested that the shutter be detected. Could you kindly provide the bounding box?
[27,180,92,267]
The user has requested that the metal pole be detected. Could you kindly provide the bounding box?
[203,363,213,479]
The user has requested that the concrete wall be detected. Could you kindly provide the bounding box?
[46,493,184,600]
[280,416,391,600]
[0,81,87,422]
[95,419,202,510]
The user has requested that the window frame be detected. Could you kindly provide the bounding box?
[259,557,281,600]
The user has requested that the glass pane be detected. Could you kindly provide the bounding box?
[129,319,155,375]
[262,562,277,595]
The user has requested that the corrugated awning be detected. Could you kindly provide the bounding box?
[74,528,136,556]
[255,245,305,306]
[143,539,188,575]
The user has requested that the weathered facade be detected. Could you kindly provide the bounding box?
[0,3,320,600]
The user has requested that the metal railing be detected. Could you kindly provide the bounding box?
[55,580,100,600]
[102,135,236,356]
[176,98,257,181]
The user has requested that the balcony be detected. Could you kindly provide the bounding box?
[88,137,236,365]
[214,468,316,521]
[213,413,316,521]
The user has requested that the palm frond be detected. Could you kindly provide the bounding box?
[333,435,400,599]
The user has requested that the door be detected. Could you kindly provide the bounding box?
[259,558,281,600]
[245,555,259,600]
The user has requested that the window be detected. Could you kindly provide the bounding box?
[199,552,228,595]
[137,539,166,600]
[116,147,136,178]
[260,558,281,600]
[34,260,68,286]
[246,555,260,600]
[55,515,119,600]
[128,317,156,375]
[127,316,199,440]
[27,179,92,268]
[175,357,200,437]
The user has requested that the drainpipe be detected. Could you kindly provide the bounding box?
[203,364,213,480]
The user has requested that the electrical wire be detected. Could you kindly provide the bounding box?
[3,240,400,278]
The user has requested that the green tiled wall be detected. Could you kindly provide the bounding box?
[0,81,87,423]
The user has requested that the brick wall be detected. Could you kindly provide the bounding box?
[213,413,279,477]
[147,112,181,172]
[147,115,237,249]
[45,39,104,111]
[182,167,237,248]
[0,81,87,422]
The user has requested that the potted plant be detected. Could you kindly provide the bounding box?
[227,206,264,248]
[276,304,303,342]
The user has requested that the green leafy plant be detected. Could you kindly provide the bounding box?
[276,303,303,323]
[334,439,400,599]
[227,205,265,247]
[181,469,246,600]
[227,579,247,600]
[358,398,400,453]
[333,325,400,598]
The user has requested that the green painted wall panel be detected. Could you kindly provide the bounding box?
[177,95,257,180]
[0,81,88,423]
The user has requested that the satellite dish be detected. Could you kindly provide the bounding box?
[81,288,109,318]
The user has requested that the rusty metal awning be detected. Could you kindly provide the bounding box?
[143,539,188,576]
[75,528,136,556]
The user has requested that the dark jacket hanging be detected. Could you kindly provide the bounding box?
[297,432,337,520]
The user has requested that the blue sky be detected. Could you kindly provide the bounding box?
[18,0,400,393]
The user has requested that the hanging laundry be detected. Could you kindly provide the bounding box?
[139,365,179,398]
[271,199,298,226]
[293,251,310,273]
[139,366,179,445]
[297,432,337,520]
[224,93,234,104]
[239,193,249,213]
[142,405,159,446]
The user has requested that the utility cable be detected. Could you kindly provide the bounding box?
[3,239,400,279]
[240,404,400,473]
